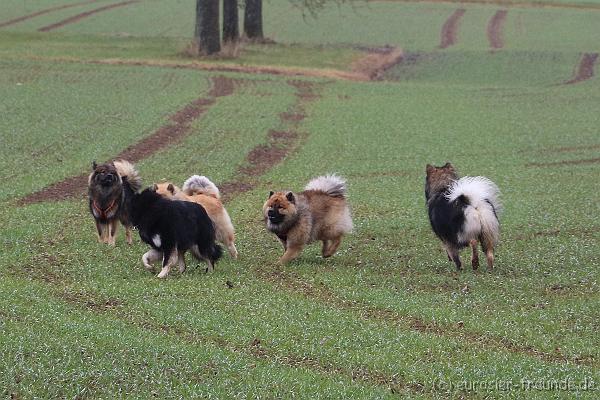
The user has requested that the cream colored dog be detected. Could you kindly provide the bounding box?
[154,175,238,259]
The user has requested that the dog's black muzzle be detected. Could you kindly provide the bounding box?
[100,174,116,186]
[268,209,284,224]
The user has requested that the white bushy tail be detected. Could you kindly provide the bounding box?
[114,159,142,192]
[304,174,347,198]
[182,175,220,199]
[446,176,502,246]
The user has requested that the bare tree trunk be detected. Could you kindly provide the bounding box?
[195,0,220,55]
[223,0,239,43]
[243,0,263,40]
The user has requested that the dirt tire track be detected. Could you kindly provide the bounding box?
[255,268,595,367]
[18,76,236,206]
[350,46,404,80]
[38,0,140,32]
[487,10,508,50]
[0,0,101,28]
[439,9,466,49]
[565,52,599,84]
[219,80,322,202]
[526,157,600,167]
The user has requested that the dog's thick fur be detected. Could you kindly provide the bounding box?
[154,177,237,259]
[425,163,501,270]
[122,181,222,278]
[263,174,352,264]
[88,160,141,245]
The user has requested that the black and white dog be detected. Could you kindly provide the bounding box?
[425,163,501,270]
[122,180,222,278]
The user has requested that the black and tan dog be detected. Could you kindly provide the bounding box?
[425,163,501,270]
[88,160,141,245]
[263,175,353,264]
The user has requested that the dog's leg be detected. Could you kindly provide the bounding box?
[470,239,479,270]
[142,249,161,271]
[108,219,118,246]
[446,245,462,270]
[485,247,494,270]
[323,237,342,258]
[321,240,331,257]
[279,243,304,264]
[178,251,187,273]
[95,221,105,243]
[125,225,133,245]
[226,233,238,259]
[157,248,178,279]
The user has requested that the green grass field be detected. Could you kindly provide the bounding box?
[1,0,599,398]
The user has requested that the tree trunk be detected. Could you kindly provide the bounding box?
[195,0,220,55]
[223,0,239,43]
[243,0,263,40]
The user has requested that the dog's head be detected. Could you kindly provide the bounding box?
[263,191,297,228]
[153,182,182,199]
[425,162,458,199]
[89,161,121,188]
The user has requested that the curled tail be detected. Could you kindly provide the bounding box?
[304,174,347,198]
[447,176,501,247]
[114,160,142,193]
[182,175,220,199]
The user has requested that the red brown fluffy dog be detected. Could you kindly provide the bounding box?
[263,174,352,264]
[154,175,238,259]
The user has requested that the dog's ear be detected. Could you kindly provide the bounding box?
[426,164,435,175]
[92,161,97,170]
[286,192,295,203]
[268,191,274,198]
[152,183,158,191]
[443,162,455,172]
[167,183,175,194]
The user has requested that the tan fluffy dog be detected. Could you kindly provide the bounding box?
[263,175,352,264]
[154,176,237,259]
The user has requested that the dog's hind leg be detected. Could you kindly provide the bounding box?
[446,245,462,270]
[470,239,480,270]
[178,251,187,273]
[322,236,342,258]
[480,237,495,270]
[225,232,238,259]
[157,247,178,279]
[125,225,133,245]
[142,249,162,271]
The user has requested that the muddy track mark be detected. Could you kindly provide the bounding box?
[350,46,404,80]
[440,9,466,49]
[219,80,322,202]
[0,0,101,28]
[487,10,508,50]
[18,76,237,206]
[38,0,140,32]
[514,226,600,241]
[565,53,598,84]
[256,268,596,366]
[526,157,600,167]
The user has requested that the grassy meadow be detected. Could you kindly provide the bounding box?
[1,0,599,398]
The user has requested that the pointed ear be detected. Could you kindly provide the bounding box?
[152,184,158,191]
[167,183,175,194]
[286,192,295,203]
[426,164,435,174]
[92,161,98,170]
[443,162,455,171]
[268,191,274,198]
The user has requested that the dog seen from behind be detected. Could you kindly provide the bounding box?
[264,174,353,264]
[154,175,237,259]
[425,163,501,270]
[88,160,141,245]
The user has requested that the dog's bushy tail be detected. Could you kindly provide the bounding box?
[446,176,502,246]
[182,175,220,199]
[304,174,347,198]
[114,160,142,193]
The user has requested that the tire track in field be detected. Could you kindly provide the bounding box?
[38,0,140,32]
[218,80,323,201]
[439,9,466,49]
[487,10,508,50]
[0,0,101,28]
[565,52,599,84]
[18,76,236,206]
[255,268,596,367]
